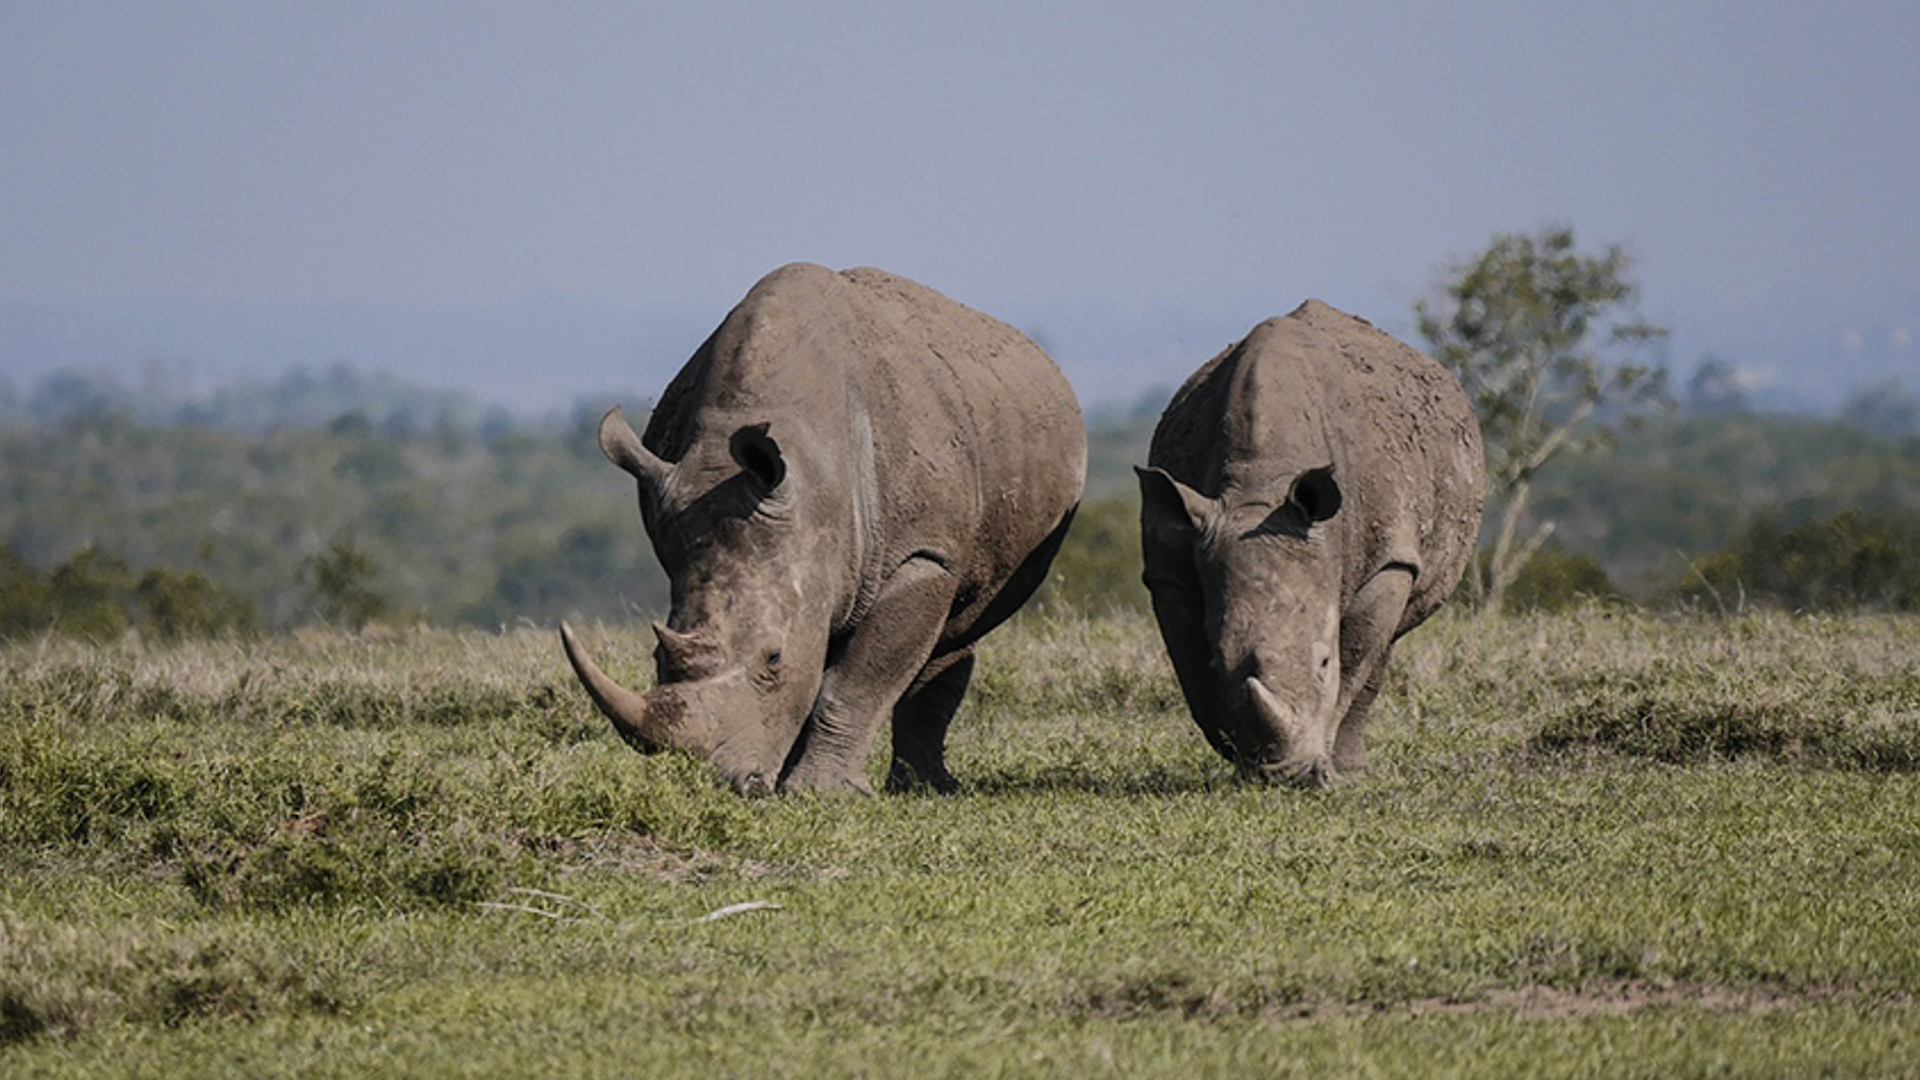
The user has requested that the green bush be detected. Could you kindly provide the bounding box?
[301,538,391,629]
[0,545,258,642]
[46,546,133,641]
[1033,497,1147,615]
[1501,543,1624,614]
[1672,509,1920,614]
[136,566,258,640]
[0,545,52,638]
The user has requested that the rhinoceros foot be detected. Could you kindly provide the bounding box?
[884,758,960,795]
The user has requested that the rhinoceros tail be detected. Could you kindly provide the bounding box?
[559,621,665,753]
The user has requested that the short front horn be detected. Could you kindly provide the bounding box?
[1246,677,1313,757]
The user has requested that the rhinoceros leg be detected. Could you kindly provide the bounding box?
[1332,567,1414,775]
[1333,660,1386,774]
[781,556,957,794]
[885,649,973,794]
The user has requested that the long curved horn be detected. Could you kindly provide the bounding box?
[560,621,666,752]
[598,406,672,491]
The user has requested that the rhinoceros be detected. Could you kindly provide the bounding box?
[561,263,1085,795]
[1136,299,1483,787]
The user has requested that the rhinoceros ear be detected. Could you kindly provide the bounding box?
[729,423,786,492]
[598,406,672,492]
[1136,466,1217,538]
[1287,465,1342,524]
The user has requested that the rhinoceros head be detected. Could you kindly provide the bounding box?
[1137,462,1345,787]
[561,406,835,795]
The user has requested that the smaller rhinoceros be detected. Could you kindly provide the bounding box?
[1136,299,1483,787]
[561,263,1085,795]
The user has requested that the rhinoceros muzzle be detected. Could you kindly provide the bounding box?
[562,620,785,771]
[1239,676,1334,789]
[561,622,806,796]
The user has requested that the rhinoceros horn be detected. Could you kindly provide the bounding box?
[652,620,721,674]
[560,621,662,751]
[558,620,733,760]
[597,406,671,492]
[1245,676,1331,788]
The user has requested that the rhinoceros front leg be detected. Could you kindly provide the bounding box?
[1331,566,1414,776]
[780,557,957,794]
[885,649,973,794]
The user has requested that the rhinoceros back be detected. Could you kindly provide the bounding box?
[1149,299,1483,635]
[644,263,1086,641]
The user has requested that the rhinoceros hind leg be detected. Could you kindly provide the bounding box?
[781,556,956,795]
[886,650,974,794]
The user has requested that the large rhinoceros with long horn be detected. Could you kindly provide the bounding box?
[561,263,1085,795]
[1136,299,1483,787]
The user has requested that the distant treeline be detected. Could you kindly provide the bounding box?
[3,364,1920,640]
[1,360,491,436]
[1,366,658,632]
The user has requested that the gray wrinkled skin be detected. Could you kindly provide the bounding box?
[562,264,1085,795]
[1137,300,1484,787]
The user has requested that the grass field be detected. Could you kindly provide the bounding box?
[4,609,1919,1077]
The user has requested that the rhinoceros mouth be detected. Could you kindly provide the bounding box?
[1239,755,1334,790]
[1232,676,1335,787]
[562,621,802,793]
[560,621,736,754]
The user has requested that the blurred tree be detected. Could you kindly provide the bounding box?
[302,538,390,629]
[481,520,634,624]
[47,545,135,641]
[1416,224,1670,612]
[1673,509,1920,614]
[1839,377,1920,437]
[1685,355,1753,415]
[327,410,374,437]
[567,398,615,462]
[30,370,125,424]
[335,438,413,486]
[1499,542,1623,614]
[0,544,53,638]
[136,566,259,640]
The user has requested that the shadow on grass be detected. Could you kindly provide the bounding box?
[959,762,1240,798]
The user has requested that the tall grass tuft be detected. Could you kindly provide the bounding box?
[0,919,353,1046]
[1533,663,1920,770]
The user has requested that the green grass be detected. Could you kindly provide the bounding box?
[4,610,1920,1076]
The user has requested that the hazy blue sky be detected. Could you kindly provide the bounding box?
[4,1,1916,411]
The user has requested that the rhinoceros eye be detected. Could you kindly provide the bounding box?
[765,649,783,669]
